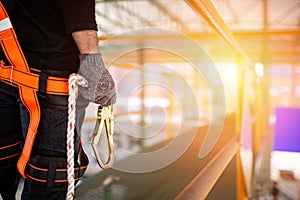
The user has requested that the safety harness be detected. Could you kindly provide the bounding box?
[0,2,86,183]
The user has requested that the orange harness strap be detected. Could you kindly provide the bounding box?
[0,3,68,177]
[0,65,69,95]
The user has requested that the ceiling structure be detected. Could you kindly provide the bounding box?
[95,0,300,65]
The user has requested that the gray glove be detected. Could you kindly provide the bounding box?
[78,53,116,106]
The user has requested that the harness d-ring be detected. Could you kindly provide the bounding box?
[90,106,115,169]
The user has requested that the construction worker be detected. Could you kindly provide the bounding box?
[0,0,116,199]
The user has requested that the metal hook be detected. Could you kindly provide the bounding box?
[90,106,114,169]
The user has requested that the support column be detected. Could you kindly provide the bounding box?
[139,44,145,149]
[236,53,248,200]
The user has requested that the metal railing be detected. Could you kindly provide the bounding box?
[176,136,240,200]
[179,0,254,199]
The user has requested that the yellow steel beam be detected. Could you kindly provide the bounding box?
[236,54,249,200]
[178,0,253,66]
[182,1,253,199]
[103,49,300,68]
[99,29,300,41]
[175,136,239,200]
[237,152,248,200]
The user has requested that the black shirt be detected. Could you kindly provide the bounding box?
[1,0,97,72]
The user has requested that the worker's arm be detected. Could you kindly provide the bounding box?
[72,30,99,54]
[72,30,116,106]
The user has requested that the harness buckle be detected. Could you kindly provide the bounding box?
[38,72,48,99]
[0,60,13,85]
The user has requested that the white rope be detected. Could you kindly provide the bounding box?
[66,74,87,200]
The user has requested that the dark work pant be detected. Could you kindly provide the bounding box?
[0,90,22,200]
[0,89,85,200]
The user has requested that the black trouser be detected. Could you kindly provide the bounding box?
[0,88,86,200]
[0,89,22,200]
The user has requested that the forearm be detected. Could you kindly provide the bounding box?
[72,30,99,54]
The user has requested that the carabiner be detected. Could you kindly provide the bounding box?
[90,106,114,169]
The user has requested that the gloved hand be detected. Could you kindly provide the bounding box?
[77,53,116,106]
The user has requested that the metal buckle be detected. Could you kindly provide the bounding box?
[0,60,13,85]
[90,106,114,169]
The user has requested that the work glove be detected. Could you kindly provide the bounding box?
[77,53,116,106]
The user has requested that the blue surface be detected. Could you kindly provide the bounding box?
[274,107,300,152]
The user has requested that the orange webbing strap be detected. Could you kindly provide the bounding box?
[0,2,65,178]
[0,65,69,95]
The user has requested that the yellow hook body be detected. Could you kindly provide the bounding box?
[90,106,114,169]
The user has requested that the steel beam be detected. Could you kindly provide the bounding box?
[99,29,300,41]
[175,136,239,200]
[96,10,130,29]
[269,1,300,29]
[183,0,252,66]
[110,1,153,27]
[149,0,190,32]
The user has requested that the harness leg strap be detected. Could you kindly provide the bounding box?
[26,148,89,191]
[17,86,40,177]
[0,135,22,161]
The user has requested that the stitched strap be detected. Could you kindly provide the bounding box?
[26,149,89,190]
[0,65,69,95]
[0,135,22,161]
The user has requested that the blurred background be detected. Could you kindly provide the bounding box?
[76,0,300,200]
